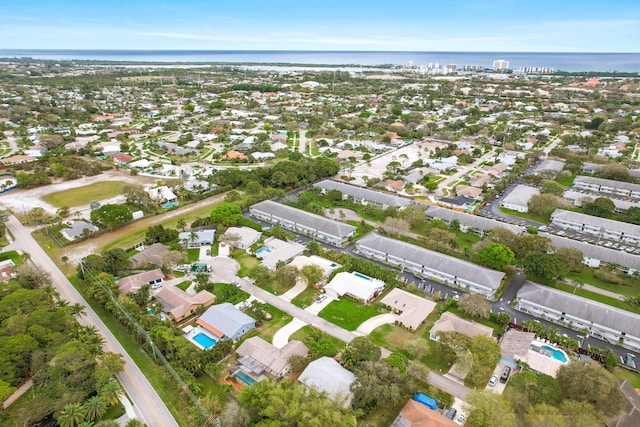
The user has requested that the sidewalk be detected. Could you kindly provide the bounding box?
[580,283,625,300]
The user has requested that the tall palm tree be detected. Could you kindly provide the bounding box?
[99,380,123,407]
[70,302,86,318]
[57,402,87,427]
[188,231,199,247]
[84,396,108,422]
[75,325,105,355]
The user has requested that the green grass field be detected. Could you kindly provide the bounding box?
[318,299,386,331]
[231,250,260,277]
[42,181,128,207]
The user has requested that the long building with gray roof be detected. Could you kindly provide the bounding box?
[426,205,522,236]
[516,281,640,352]
[249,200,356,246]
[541,232,640,275]
[550,209,640,245]
[315,179,413,209]
[356,232,505,298]
[573,175,640,199]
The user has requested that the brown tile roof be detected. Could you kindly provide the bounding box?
[393,400,458,427]
[157,287,215,321]
[118,268,164,294]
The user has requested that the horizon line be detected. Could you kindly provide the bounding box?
[1,48,640,55]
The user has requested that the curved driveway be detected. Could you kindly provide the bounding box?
[4,216,178,427]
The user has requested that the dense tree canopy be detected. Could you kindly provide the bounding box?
[475,243,515,271]
[238,378,357,426]
[90,204,133,230]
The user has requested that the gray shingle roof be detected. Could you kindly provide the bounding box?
[533,159,565,173]
[315,179,412,208]
[250,200,356,238]
[551,209,640,235]
[426,206,522,234]
[540,232,640,270]
[574,175,640,193]
[199,303,255,338]
[517,281,640,338]
[356,233,505,291]
[501,185,540,207]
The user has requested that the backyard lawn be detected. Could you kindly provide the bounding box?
[176,281,191,291]
[42,181,128,207]
[318,298,386,331]
[289,325,346,356]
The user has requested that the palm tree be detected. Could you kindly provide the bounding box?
[75,325,105,355]
[188,231,199,247]
[99,380,123,407]
[57,402,87,427]
[70,302,86,318]
[84,396,108,422]
[125,419,145,427]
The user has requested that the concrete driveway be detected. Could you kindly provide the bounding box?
[353,313,399,336]
[272,318,307,348]
[281,279,307,301]
[304,294,336,315]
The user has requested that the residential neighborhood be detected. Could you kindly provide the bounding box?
[1,57,640,427]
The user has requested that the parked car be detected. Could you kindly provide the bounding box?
[488,375,498,387]
[315,294,327,304]
[445,408,457,420]
[231,280,240,287]
[455,414,466,425]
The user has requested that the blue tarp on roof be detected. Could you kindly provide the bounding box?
[413,393,437,409]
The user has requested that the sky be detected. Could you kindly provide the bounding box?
[2,0,640,52]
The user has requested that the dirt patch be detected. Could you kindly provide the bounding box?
[61,193,226,264]
[0,170,158,215]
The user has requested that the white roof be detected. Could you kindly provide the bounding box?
[380,288,436,330]
[224,226,262,246]
[501,185,540,207]
[325,271,385,301]
[551,209,640,236]
[298,357,355,405]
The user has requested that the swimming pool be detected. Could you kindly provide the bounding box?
[256,247,272,255]
[193,333,217,349]
[354,272,370,281]
[163,203,177,209]
[541,345,568,363]
[235,371,257,386]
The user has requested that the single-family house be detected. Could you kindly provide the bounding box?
[324,271,385,303]
[149,186,178,207]
[235,337,309,380]
[130,243,169,268]
[381,288,437,330]
[61,221,99,241]
[0,259,15,282]
[429,312,493,341]
[156,286,215,322]
[197,303,256,341]
[256,237,305,270]
[222,226,262,250]
[118,268,165,294]
[298,357,355,407]
[391,399,458,427]
[179,230,216,247]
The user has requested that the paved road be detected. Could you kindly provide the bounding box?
[298,130,307,156]
[4,216,178,427]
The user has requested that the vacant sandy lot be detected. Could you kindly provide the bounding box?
[0,170,158,216]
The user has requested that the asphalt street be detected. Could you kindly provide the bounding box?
[4,216,178,427]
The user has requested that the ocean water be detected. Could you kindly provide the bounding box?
[1,49,639,73]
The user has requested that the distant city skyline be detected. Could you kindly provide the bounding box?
[2,0,640,52]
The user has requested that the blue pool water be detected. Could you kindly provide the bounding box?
[193,333,217,349]
[256,247,272,255]
[330,263,337,267]
[235,371,257,386]
[163,203,177,209]
[542,345,568,363]
[354,272,370,281]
